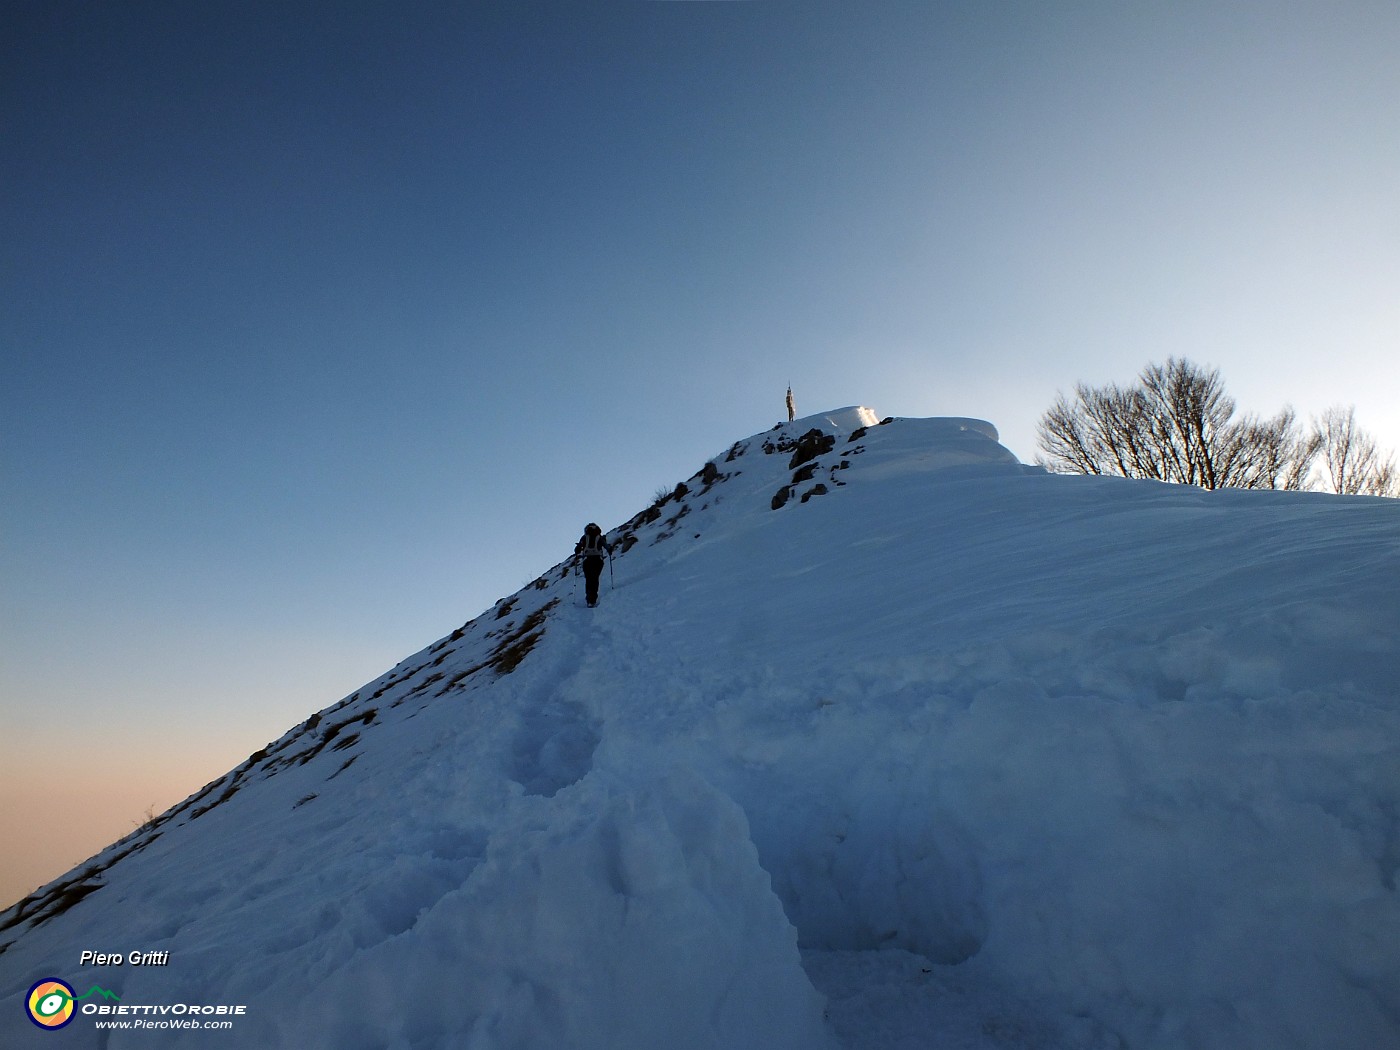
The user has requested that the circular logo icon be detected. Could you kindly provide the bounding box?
[27,979,76,1030]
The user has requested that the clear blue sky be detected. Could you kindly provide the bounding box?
[3,1,1397,905]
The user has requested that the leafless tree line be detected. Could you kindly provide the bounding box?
[1037,358,1396,497]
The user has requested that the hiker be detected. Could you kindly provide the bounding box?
[574,522,612,608]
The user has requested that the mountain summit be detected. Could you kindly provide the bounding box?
[3,409,1398,1049]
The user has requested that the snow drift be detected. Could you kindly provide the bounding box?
[3,408,1398,1049]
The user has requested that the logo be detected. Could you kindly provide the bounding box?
[25,980,120,1030]
[26,979,76,1030]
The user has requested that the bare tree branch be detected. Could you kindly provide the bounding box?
[1315,406,1398,496]
[1037,359,1330,492]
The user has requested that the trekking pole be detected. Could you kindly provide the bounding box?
[608,549,614,589]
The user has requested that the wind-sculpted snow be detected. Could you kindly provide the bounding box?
[2,409,1398,1049]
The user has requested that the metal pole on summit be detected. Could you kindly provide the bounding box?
[786,385,796,422]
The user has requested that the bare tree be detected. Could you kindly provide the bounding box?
[1216,407,1321,491]
[1314,406,1398,496]
[1037,358,1319,491]
[1038,381,1163,481]
[1137,358,1238,487]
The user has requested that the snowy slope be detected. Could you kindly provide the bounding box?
[3,408,1398,1050]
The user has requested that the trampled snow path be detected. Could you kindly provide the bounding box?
[2,408,1398,1049]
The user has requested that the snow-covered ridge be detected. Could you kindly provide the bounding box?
[779,405,883,435]
[779,406,1002,447]
[2,410,1397,1050]
[764,405,1004,450]
[0,410,1008,953]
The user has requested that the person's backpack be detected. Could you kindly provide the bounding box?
[578,527,607,557]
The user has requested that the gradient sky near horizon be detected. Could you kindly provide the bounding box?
[3,1,1397,907]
